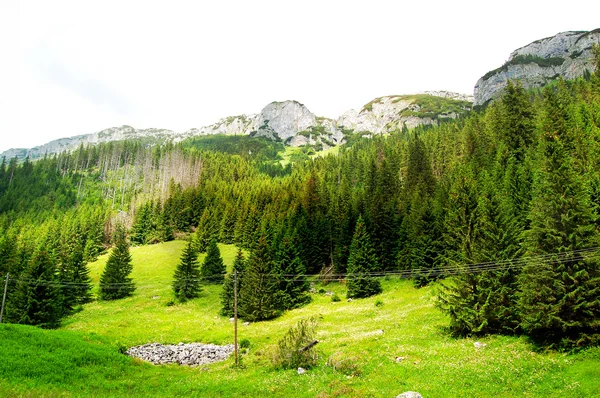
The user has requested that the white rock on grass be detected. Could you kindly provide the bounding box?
[126,343,234,366]
[474,342,487,349]
[396,392,423,398]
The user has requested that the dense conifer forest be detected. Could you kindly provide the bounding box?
[1,51,600,349]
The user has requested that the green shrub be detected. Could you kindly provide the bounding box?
[331,293,341,302]
[240,339,251,349]
[273,317,319,369]
[375,299,384,307]
[327,352,362,376]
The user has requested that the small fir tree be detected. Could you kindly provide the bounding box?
[346,216,382,299]
[239,236,282,321]
[99,224,135,300]
[173,240,202,302]
[11,248,62,328]
[58,240,92,315]
[220,249,246,317]
[274,231,310,310]
[68,242,93,305]
[201,239,226,284]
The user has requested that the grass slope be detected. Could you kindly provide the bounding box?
[2,241,599,397]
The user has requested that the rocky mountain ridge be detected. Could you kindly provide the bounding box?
[474,29,599,106]
[2,92,472,159]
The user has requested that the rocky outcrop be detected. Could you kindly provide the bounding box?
[474,29,600,106]
[338,93,472,135]
[183,115,257,137]
[2,93,472,159]
[1,126,184,160]
[126,342,234,366]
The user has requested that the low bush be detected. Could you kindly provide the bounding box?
[273,317,319,369]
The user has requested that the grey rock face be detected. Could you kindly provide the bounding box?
[474,29,599,106]
[338,93,470,135]
[2,125,185,160]
[254,101,316,142]
[2,93,472,159]
[126,342,234,366]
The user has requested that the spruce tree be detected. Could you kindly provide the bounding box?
[347,215,382,299]
[195,209,219,252]
[0,230,20,276]
[239,236,281,321]
[58,240,92,315]
[519,84,600,347]
[494,80,535,160]
[437,171,522,336]
[398,194,444,287]
[220,249,245,317]
[68,241,93,305]
[11,247,62,328]
[274,231,310,310]
[201,239,226,284]
[173,240,202,302]
[99,224,135,300]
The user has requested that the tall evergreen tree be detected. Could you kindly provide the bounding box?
[201,239,226,284]
[195,209,219,252]
[173,239,202,302]
[437,171,522,336]
[493,80,535,160]
[99,224,135,300]
[398,193,444,287]
[519,84,600,347]
[10,247,62,328]
[239,236,281,321]
[220,249,245,317]
[347,215,382,298]
[68,241,93,305]
[274,231,310,310]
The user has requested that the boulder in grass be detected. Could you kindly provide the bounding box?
[396,392,423,398]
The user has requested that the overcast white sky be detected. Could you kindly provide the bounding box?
[0,0,598,152]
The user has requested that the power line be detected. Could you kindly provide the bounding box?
[3,246,599,289]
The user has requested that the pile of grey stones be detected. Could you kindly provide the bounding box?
[126,342,234,366]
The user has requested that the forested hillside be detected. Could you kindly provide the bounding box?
[1,48,600,349]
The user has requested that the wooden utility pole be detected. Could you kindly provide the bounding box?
[0,273,9,324]
[233,269,239,366]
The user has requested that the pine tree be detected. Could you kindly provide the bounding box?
[239,236,281,321]
[11,247,62,328]
[493,80,535,161]
[99,224,135,300]
[130,202,152,244]
[201,239,226,284]
[274,231,310,310]
[173,239,202,302]
[347,215,382,298]
[195,209,219,252]
[518,84,600,347]
[436,171,522,336]
[220,249,245,317]
[68,241,93,305]
[398,193,444,287]
[0,229,20,276]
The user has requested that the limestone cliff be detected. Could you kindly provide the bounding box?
[474,29,600,106]
[338,93,472,135]
[1,93,472,159]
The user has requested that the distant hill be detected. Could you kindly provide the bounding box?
[1,92,472,160]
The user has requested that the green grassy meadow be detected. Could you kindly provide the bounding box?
[1,241,599,397]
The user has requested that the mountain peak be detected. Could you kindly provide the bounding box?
[474,28,600,106]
